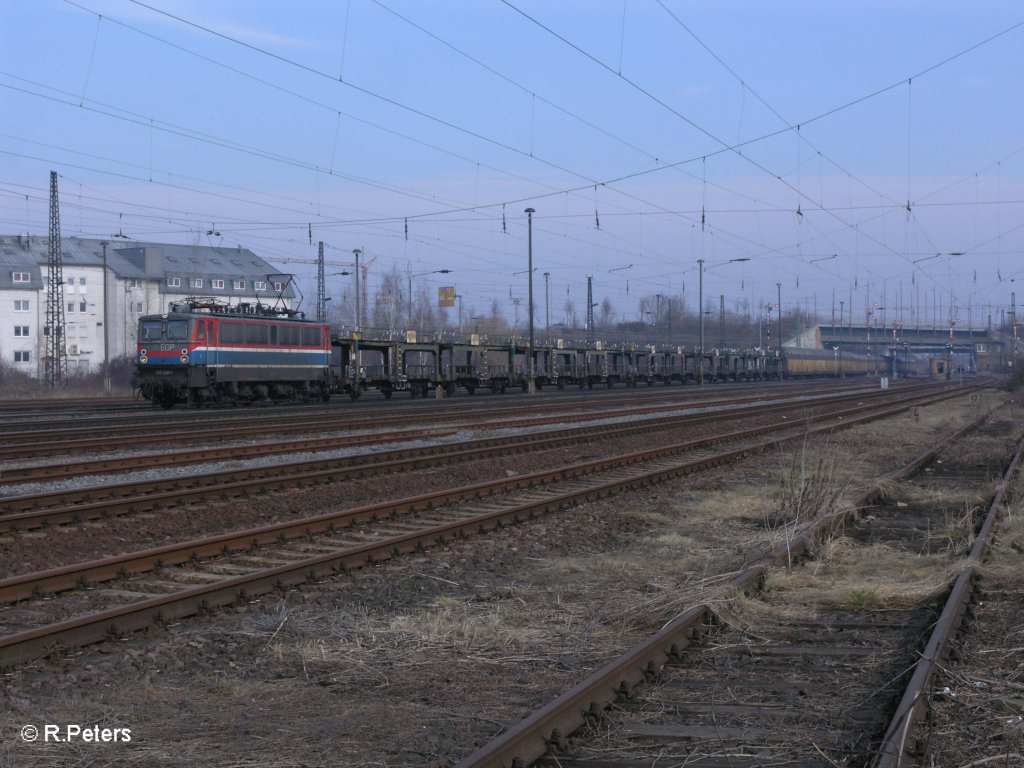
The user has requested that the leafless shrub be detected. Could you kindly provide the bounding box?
[764,436,850,545]
[937,501,978,555]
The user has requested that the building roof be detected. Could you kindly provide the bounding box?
[0,235,296,298]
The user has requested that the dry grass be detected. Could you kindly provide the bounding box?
[7,387,1019,768]
[765,537,971,610]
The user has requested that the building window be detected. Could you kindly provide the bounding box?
[14,300,29,311]
[212,279,225,289]
[273,281,283,292]
[67,302,75,313]
[79,301,87,313]
[14,351,30,363]
[14,325,29,337]
[69,344,79,355]
[189,278,203,289]
[12,272,30,283]
[129,278,143,288]
[167,277,181,287]
[254,280,267,291]
[136,302,144,313]
[233,280,245,290]
[79,277,87,292]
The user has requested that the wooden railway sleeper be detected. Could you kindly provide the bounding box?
[0,391,988,672]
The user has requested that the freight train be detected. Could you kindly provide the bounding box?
[133,299,883,408]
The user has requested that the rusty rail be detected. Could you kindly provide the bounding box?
[0,385,948,530]
[874,433,1024,766]
[454,402,1002,768]
[0,386,976,668]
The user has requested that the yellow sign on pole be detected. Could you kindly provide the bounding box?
[438,286,456,307]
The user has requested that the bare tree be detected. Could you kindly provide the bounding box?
[371,267,404,332]
[598,297,614,329]
[563,297,578,328]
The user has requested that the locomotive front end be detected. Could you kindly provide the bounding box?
[133,314,194,408]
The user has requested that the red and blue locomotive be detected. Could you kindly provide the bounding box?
[133,299,332,408]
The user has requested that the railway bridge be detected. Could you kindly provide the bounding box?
[787,323,1013,376]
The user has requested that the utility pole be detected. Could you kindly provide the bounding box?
[525,208,536,394]
[1012,292,1018,362]
[698,259,704,385]
[45,170,68,387]
[353,248,362,330]
[102,240,110,392]
[776,282,783,352]
[407,262,414,328]
[543,271,550,334]
[719,294,725,347]
[316,241,326,322]
[586,275,595,343]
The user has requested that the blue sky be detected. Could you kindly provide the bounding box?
[3,0,1023,332]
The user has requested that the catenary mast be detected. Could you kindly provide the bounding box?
[44,170,68,387]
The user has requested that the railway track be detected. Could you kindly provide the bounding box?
[0,383,858,471]
[0,383,981,668]
[454,408,1021,767]
[0,380,893,461]
[0,384,957,530]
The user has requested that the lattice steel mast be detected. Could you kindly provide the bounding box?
[45,170,68,386]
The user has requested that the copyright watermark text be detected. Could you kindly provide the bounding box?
[20,724,132,743]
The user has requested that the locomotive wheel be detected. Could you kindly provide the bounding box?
[382,388,393,400]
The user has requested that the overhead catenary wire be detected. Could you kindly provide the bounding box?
[3,2,1022,328]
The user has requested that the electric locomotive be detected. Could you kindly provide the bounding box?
[133,298,332,408]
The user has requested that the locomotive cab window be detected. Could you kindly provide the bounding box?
[141,320,164,341]
[167,320,189,341]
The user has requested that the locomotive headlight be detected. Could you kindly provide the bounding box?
[140,349,147,356]
[181,348,189,355]
[180,354,189,363]
[140,356,148,364]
